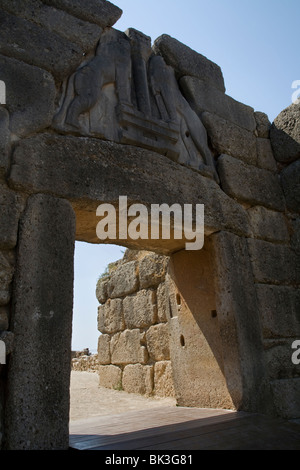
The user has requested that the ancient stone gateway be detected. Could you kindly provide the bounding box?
[0,0,299,450]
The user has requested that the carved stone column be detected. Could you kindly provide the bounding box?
[4,194,76,450]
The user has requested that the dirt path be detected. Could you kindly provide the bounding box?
[69,371,176,422]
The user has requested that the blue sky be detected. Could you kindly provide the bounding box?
[72,0,300,351]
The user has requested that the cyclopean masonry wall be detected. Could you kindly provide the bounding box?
[96,250,175,398]
[0,0,299,450]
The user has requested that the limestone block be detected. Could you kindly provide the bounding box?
[270,102,300,163]
[5,194,76,450]
[0,183,25,250]
[255,284,300,338]
[107,261,139,299]
[281,160,300,214]
[139,253,168,289]
[123,289,157,329]
[0,107,10,174]
[122,364,153,396]
[99,365,122,390]
[97,334,111,365]
[0,55,56,138]
[202,112,257,165]
[0,10,85,81]
[153,35,225,92]
[256,138,277,172]
[0,0,103,50]
[180,76,256,132]
[0,306,9,330]
[154,361,175,398]
[247,206,289,243]
[265,341,300,381]
[146,323,171,361]
[254,111,271,138]
[157,282,168,322]
[0,251,14,306]
[110,329,148,365]
[9,134,252,246]
[248,239,300,286]
[41,0,122,28]
[97,299,124,334]
[217,154,285,211]
[270,378,300,419]
[95,277,109,304]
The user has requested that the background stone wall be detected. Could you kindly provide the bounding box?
[96,250,175,398]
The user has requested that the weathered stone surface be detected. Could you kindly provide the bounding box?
[97,334,111,365]
[5,194,76,450]
[97,299,124,334]
[247,239,300,286]
[254,111,271,138]
[153,35,225,92]
[212,231,274,414]
[95,277,109,305]
[154,361,175,398]
[41,0,122,28]
[9,134,252,250]
[167,246,235,410]
[256,138,277,172]
[99,365,122,390]
[107,261,138,299]
[0,9,85,81]
[247,206,289,243]
[146,323,170,361]
[157,282,168,323]
[139,253,168,289]
[0,55,56,138]
[0,306,9,330]
[123,289,157,329]
[122,364,153,396]
[202,112,257,165]
[270,378,300,419]
[255,284,300,338]
[110,329,148,365]
[0,0,103,50]
[0,183,24,250]
[270,103,300,163]
[281,160,300,214]
[0,107,10,174]
[0,251,14,306]
[180,76,256,132]
[217,154,285,211]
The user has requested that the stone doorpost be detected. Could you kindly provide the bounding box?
[4,194,76,450]
[167,232,274,415]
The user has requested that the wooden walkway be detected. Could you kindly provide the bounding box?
[69,406,300,450]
